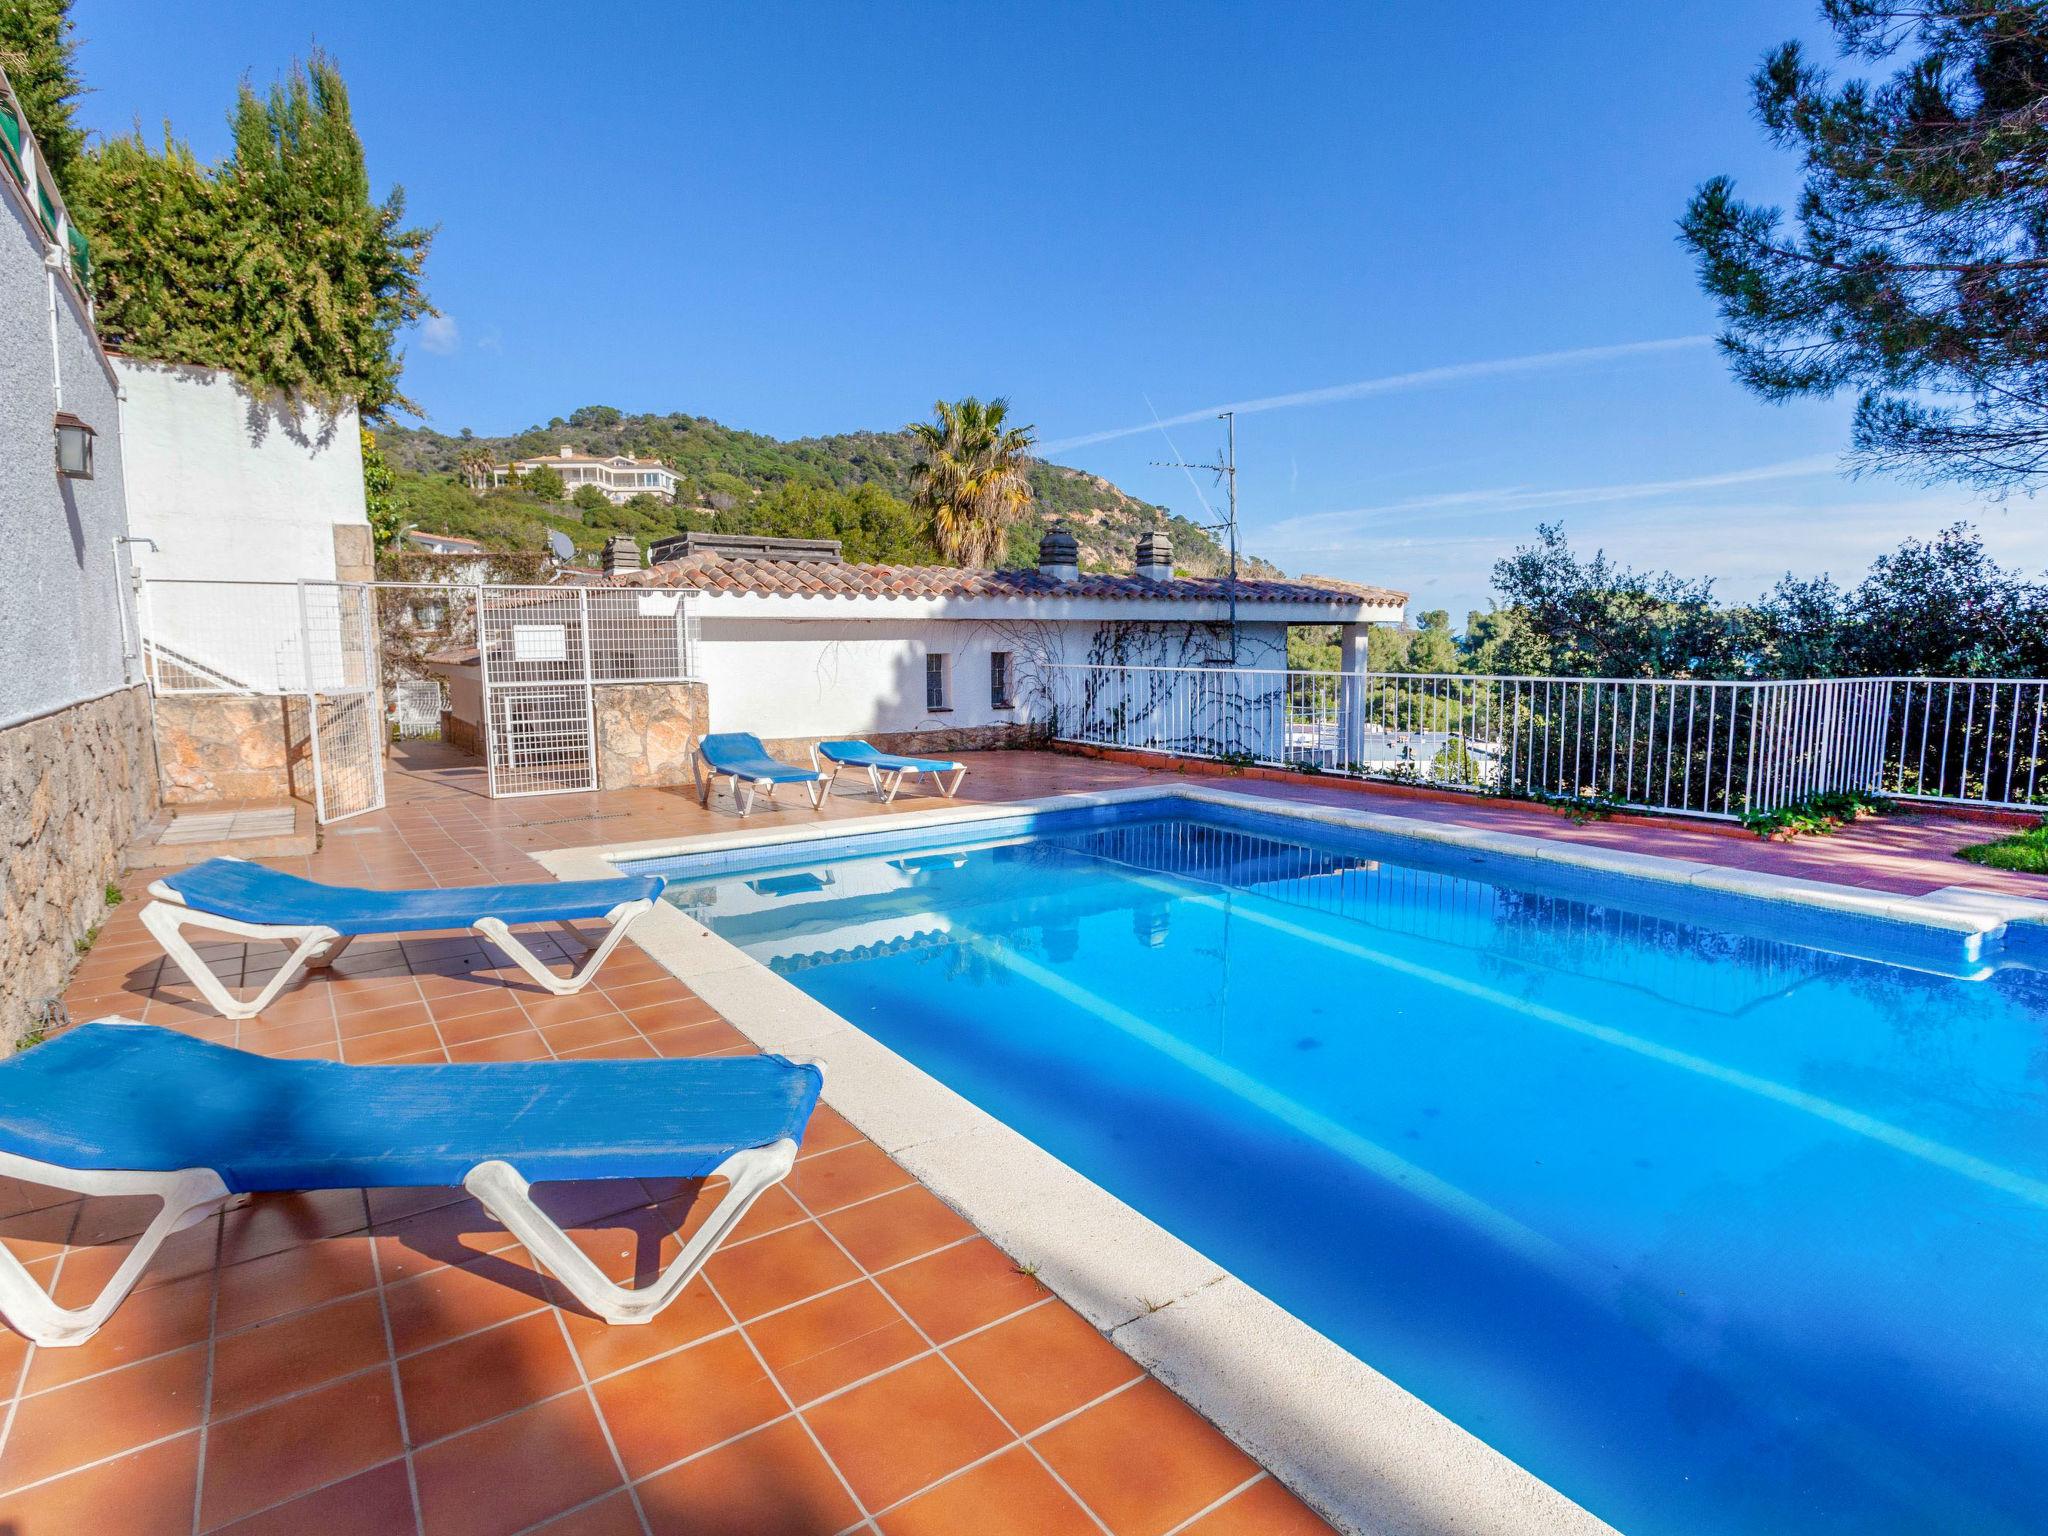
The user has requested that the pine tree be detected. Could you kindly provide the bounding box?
[0,0,84,190]
[1682,2,2048,490]
[65,53,434,420]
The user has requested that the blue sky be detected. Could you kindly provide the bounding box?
[72,1,2048,621]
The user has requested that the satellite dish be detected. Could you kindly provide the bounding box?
[547,529,576,563]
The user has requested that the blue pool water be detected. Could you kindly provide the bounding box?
[631,801,2048,1536]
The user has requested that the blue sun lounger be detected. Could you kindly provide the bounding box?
[810,740,968,803]
[143,857,667,1021]
[0,1022,821,1346]
[693,732,829,818]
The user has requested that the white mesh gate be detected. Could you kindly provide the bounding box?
[139,579,387,823]
[476,584,699,798]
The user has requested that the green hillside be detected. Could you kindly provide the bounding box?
[379,406,1278,576]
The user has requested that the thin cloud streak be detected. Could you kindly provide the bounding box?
[1039,335,1714,453]
[1267,453,1843,541]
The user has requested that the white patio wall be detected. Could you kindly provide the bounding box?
[695,614,1289,739]
[117,358,366,587]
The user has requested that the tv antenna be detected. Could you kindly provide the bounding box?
[1152,410,1239,662]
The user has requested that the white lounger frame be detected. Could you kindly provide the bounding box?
[0,1141,799,1345]
[141,859,656,1021]
[692,746,826,819]
[0,1151,232,1347]
[810,747,967,804]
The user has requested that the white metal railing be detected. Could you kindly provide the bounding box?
[1043,664,2047,819]
[1878,677,2047,809]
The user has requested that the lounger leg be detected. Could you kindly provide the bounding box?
[302,934,356,972]
[474,899,654,997]
[693,753,711,808]
[464,1139,799,1325]
[943,767,967,798]
[0,1155,230,1347]
[804,776,825,810]
[733,775,754,818]
[866,765,882,798]
[140,899,342,1021]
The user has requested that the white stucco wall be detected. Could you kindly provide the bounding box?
[695,613,1290,738]
[0,182,133,726]
[116,358,365,587]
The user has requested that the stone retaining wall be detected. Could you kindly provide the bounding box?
[0,687,157,1044]
[151,694,305,804]
[594,681,709,789]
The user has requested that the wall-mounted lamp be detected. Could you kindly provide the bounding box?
[53,411,95,479]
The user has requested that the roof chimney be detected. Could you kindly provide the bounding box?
[558,445,574,459]
[1038,525,1079,583]
[601,535,640,577]
[1135,531,1173,583]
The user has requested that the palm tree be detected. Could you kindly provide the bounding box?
[455,448,496,494]
[907,397,1037,566]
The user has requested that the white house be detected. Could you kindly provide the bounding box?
[493,445,678,504]
[594,528,1405,752]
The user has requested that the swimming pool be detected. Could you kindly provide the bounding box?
[628,798,2048,1536]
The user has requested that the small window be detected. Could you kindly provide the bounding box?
[926,653,952,711]
[990,651,1013,708]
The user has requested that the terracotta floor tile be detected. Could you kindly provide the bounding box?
[563,1037,658,1060]
[0,1345,207,1492]
[333,997,433,1040]
[658,1179,804,1250]
[1177,1475,1334,1534]
[215,1235,378,1332]
[0,1203,78,1266]
[596,978,693,1014]
[879,1445,1098,1536]
[519,992,616,1028]
[412,1391,624,1536]
[794,1106,864,1158]
[535,1013,641,1054]
[384,1251,550,1355]
[49,1212,221,1300]
[400,1311,582,1444]
[210,1292,390,1418]
[365,1185,471,1226]
[944,1302,1140,1434]
[800,1355,1010,1512]
[555,1275,728,1380]
[875,1239,1048,1344]
[24,1269,215,1393]
[233,1017,342,1055]
[704,1221,860,1323]
[785,1141,913,1216]
[1034,1380,1257,1536]
[648,1021,754,1058]
[372,1196,524,1285]
[217,1188,369,1265]
[0,1430,199,1536]
[819,1185,974,1273]
[521,1491,646,1536]
[447,1029,554,1063]
[590,1331,787,1479]
[431,1004,531,1046]
[209,1457,416,1536]
[199,1368,404,1530]
[744,1280,926,1406]
[342,1022,446,1063]
[637,1417,860,1536]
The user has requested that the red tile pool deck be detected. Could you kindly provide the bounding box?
[14,744,2039,1535]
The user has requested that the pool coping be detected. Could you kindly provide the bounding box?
[535,783,2048,1536]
